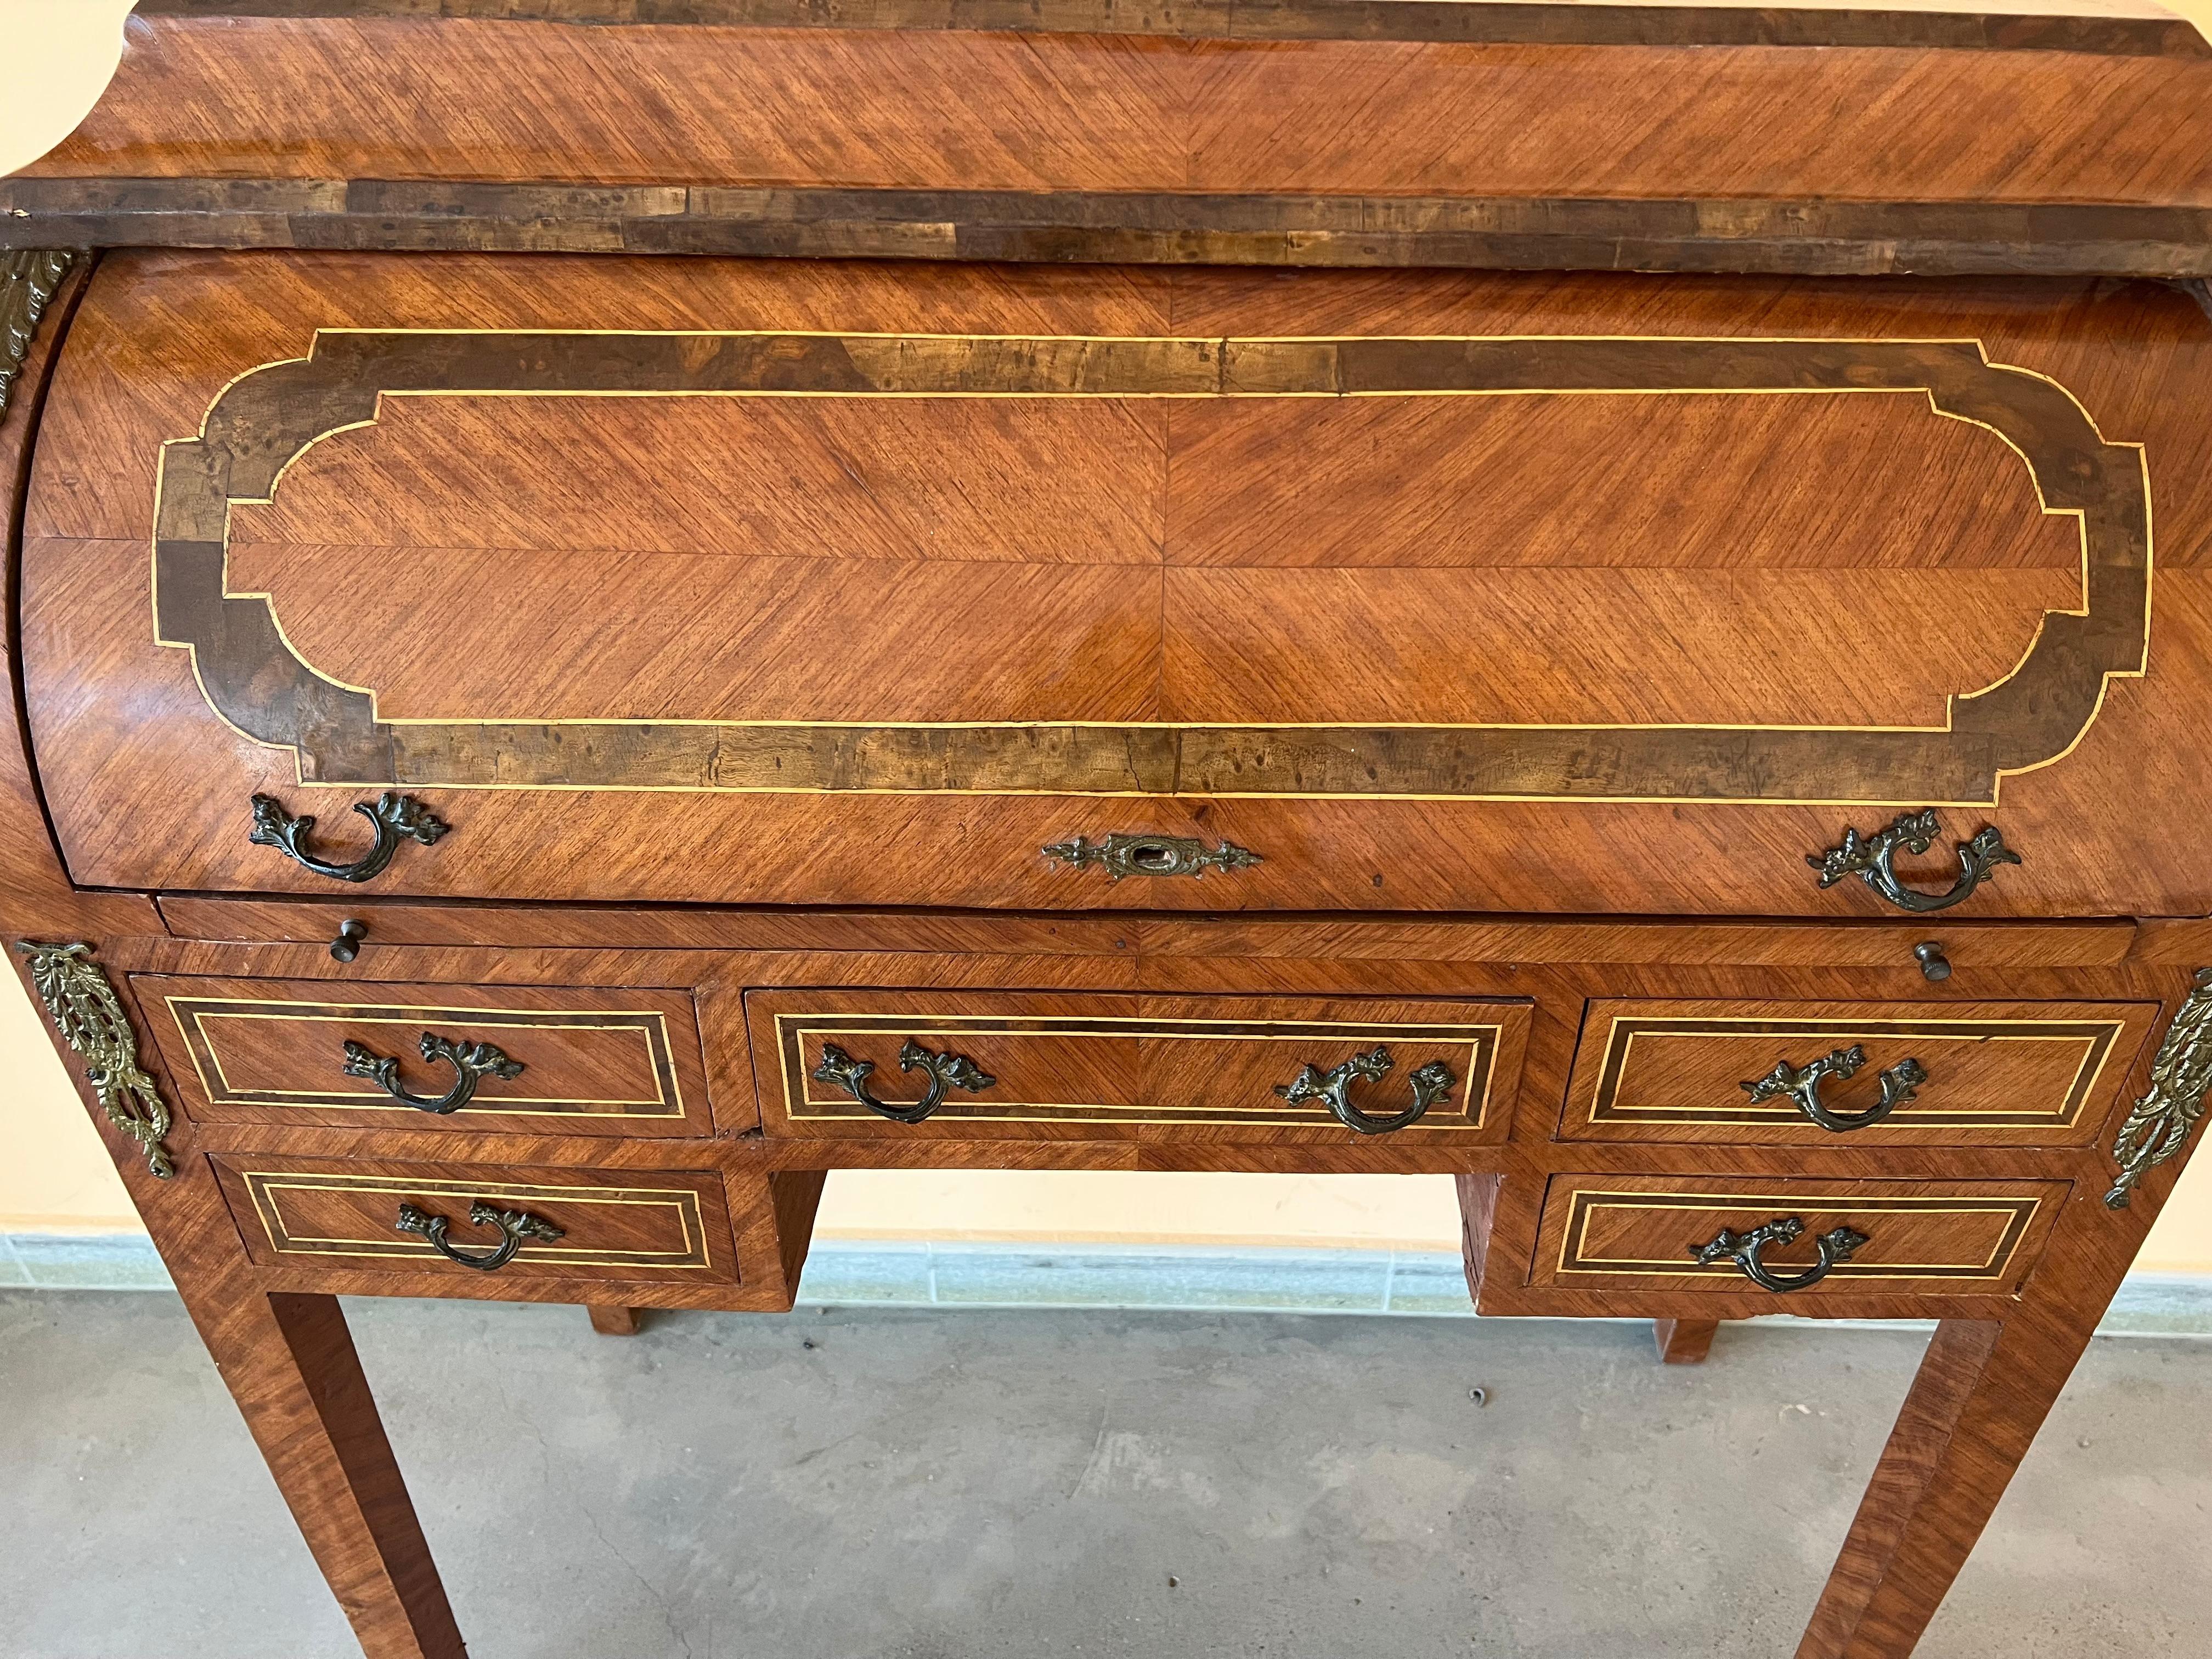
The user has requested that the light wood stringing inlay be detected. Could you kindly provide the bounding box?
[167,995,686,1115]
[150,329,2151,807]
[1587,1014,2128,1127]
[238,1169,717,1270]
[1556,1188,2047,1280]
[774,1009,1505,1126]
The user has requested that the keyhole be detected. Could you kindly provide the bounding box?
[1130,842,1175,872]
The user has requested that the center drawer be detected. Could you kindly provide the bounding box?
[743,991,1531,1141]
[137,975,715,1137]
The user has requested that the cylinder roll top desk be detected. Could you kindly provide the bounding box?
[5,3,2212,1654]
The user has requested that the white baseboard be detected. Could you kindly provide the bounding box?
[6,1233,2209,1335]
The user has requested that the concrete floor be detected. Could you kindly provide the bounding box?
[2,1293,2207,1659]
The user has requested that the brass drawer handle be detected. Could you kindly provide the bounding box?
[342,1032,525,1114]
[1274,1045,1457,1136]
[394,1199,563,1272]
[1810,809,2018,913]
[1741,1045,1928,1133]
[1690,1217,1867,1294]
[250,791,448,883]
[812,1039,997,1125]
[1042,833,1260,881]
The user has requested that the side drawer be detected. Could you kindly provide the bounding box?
[1528,1174,2068,1300]
[138,976,715,1137]
[1561,998,2157,1146]
[211,1156,740,1285]
[745,990,1530,1141]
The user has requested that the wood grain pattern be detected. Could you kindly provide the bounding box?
[138,974,717,1136]
[744,989,1529,1142]
[140,326,2143,802]
[3,899,2190,1657]
[1167,392,2078,571]
[29,253,2212,918]
[1654,1317,1719,1363]
[1560,997,2159,1147]
[216,1292,467,1659]
[21,14,2212,212]
[1528,1173,2069,1297]
[5,206,2210,1659]
[8,180,2212,278]
[211,1155,743,1282]
[0,253,159,941]
[122,1,2212,59]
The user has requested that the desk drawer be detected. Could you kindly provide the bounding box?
[211,1156,740,1285]
[746,991,1530,1141]
[1561,998,2156,1146]
[1529,1174,2067,1300]
[140,975,714,1137]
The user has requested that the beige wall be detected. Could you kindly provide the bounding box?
[4,0,2211,1270]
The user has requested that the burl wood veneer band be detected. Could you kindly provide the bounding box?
[154,329,2146,807]
[11,3,2212,276]
[117,0,2212,57]
[7,42,2212,1643]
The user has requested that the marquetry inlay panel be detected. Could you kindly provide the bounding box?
[746,990,1529,1141]
[137,975,715,1137]
[1561,997,2159,1145]
[1530,1175,2068,1296]
[153,329,2147,808]
[212,1158,740,1282]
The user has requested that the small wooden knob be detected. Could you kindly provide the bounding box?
[1913,941,1951,981]
[329,918,368,963]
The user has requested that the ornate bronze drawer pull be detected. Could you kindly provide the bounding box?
[1274,1045,1457,1136]
[1741,1045,1928,1133]
[394,1199,563,1272]
[812,1039,996,1125]
[249,791,449,883]
[1042,833,1260,881]
[341,1032,525,1114]
[1690,1217,1868,1294]
[1809,809,2018,913]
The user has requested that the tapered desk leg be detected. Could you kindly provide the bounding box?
[184,1283,465,1659]
[1653,1318,1718,1364]
[588,1304,644,1336]
[1796,1311,2094,1659]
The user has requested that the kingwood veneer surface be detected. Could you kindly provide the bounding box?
[4,8,2211,1659]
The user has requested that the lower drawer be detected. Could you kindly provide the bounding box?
[744,990,1531,1140]
[211,1156,741,1285]
[1528,1174,2068,1300]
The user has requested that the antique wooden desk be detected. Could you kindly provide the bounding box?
[5,4,2212,1655]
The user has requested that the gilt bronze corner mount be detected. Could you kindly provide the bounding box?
[0,248,73,424]
[2107,966,2212,1209]
[16,940,174,1178]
